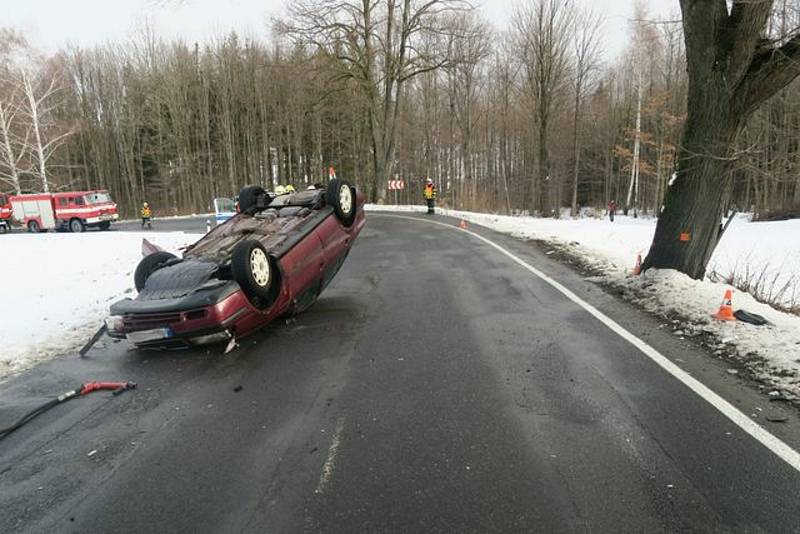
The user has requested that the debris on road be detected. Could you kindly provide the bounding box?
[79,324,109,358]
[766,415,789,423]
[734,309,770,326]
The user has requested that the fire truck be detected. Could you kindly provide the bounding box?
[10,190,119,233]
[0,193,11,234]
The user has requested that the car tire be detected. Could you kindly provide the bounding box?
[238,185,266,212]
[0,224,8,234]
[326,178,356,227]
[231,239,279,307]
[99,221,111,231]
[27,220,40,233]
[134,251,178,292]
[70,218,85,233]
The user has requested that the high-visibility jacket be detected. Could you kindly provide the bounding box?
[141,206,152,218]
[423,184,437,200]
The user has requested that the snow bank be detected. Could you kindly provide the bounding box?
[0,232,202,380]
[368,204,800,399]
[436,209,800,306]
[365,204,427,214]
[612,270,800,398]
[118,212,213,223]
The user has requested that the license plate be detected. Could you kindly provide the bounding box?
[100,214,113,221]
[127,327,173,344]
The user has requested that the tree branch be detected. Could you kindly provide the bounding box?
[725,0,774,83]
[736,32,800,114]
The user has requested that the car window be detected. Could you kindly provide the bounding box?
[215,197,235,213]
[74,196,85,206]
[84,192,111,204]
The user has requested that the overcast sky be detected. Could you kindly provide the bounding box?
[2,0,675,59]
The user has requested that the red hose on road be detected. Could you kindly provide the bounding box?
[0,381,136,441]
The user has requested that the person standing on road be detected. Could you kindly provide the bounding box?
[141,202,152,229]
[607,199,617,222]
[423,178,437,214]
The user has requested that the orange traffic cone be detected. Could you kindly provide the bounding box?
[459,219,467,230]
[713,289,736,321]
[632,253,642,275]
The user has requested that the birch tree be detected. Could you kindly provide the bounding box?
[0,88,27,194]
[19,67,73,193]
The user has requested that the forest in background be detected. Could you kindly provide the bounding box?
[1,1,800,219]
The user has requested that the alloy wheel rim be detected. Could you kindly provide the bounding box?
[339,185,352,214]
[250,248,270,287]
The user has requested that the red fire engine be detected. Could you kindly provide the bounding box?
[10,190,119,233]
[0,193,11,234]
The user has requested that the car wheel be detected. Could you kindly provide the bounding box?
[99,221,111,231]
[326,178,356,227]
[27,220,40,233]
[238,185,266,212]
[134,251,178,292]
[0,224,8,234]
[231,239,279,307]
[70,218,85,233]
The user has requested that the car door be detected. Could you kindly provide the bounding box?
[279,222,325,303]
[314,214,352,290]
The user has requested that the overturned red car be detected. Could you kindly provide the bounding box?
[106,179,365,349]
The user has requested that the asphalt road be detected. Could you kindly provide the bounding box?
[1,212,799,533]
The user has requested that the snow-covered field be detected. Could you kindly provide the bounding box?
[0,232,201,380]
[367,204,800,400]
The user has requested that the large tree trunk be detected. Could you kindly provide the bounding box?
[642,74,740,279]
[570,89,580,217]
[643,0,800,280]
[536,111,550,216]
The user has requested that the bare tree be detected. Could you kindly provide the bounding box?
[448,11,491,209]
[0,28,30,194]
[0,89,28,194]
[277,0,473,202]
[569,7,603,216]
[514,0,575,216]
[18,67,73,193]
[644,0,800,279]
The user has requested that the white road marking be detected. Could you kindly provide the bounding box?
[377,214,800,474]
[316,420,345,494]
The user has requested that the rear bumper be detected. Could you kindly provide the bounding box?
[108,290,252,348]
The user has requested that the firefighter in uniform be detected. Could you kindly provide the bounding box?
[141,202,152,229]
[423,178,437,214]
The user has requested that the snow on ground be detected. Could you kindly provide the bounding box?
[0,232,202,381]
[118,212,213,223]
[367,204,800,400]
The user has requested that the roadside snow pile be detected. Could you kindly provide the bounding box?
[119,212,213,224]
[439,209,800,305]
[365,204,427,214]
[368,204,800,399]
[612,270,800,400]
[0,232,201,380]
